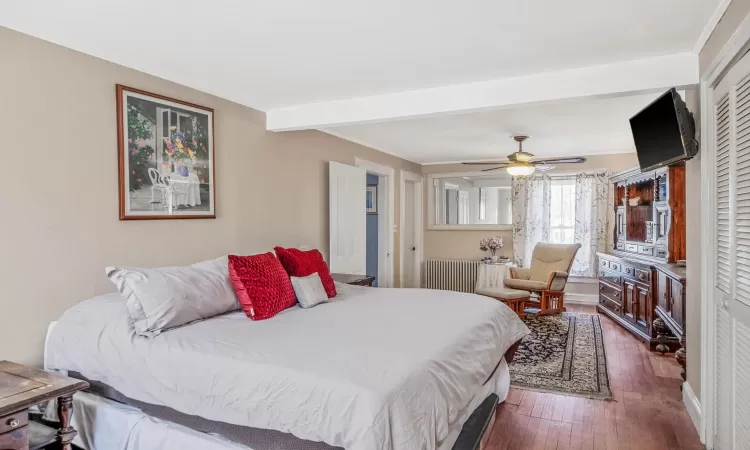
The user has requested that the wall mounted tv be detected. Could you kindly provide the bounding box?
[629,88,698,171]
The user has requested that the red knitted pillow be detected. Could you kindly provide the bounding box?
[228,253,296,320]
[274,247,337,298]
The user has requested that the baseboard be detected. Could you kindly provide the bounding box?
[682,381,702,436]
[564,293,599,305]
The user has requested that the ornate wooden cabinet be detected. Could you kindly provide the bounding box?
[597,165,688,379]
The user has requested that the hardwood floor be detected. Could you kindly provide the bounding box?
[486,305,703,450]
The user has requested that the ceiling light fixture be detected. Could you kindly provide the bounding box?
[506,163,536,176]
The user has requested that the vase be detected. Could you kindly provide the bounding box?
[491,255,499,263]
[179,165,189,177]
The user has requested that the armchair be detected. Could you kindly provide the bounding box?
[504,242,581,315]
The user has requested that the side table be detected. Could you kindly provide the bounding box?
[331,273,376,287]
[0,361,88,450]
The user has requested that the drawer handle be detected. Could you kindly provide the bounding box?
[600,284,605,290]
[7,418,19,428]
[614,292,620,298]
[638,273,646,280]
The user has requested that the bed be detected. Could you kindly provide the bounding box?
[46,282,529,450]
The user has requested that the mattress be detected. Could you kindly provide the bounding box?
[48,283,529,450]
[70,359,510,450]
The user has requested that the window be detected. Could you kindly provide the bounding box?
[550,179,576,244]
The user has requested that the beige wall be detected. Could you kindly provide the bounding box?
[421,153,639,261]
[0,27,421,366]
[685,0,750,401]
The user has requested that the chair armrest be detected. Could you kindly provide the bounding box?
[509,267,532,280]
[546,271,569,291]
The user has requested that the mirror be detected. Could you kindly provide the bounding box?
[428,172,513,230]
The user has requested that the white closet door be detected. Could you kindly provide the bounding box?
[712,50,750,450]
[329,161,366,275]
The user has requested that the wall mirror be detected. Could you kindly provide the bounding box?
[427,172,513,230]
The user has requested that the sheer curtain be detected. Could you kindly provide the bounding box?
[571,172,610,277]
[512,172,610,277]
[512,175,551,267]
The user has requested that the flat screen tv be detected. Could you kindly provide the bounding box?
[629,88,698,171]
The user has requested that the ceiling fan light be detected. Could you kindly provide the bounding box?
[506,163,536,176]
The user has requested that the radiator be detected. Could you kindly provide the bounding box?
[423,259,481,293]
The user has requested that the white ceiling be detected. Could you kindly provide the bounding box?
[325,92,665,163]
[1,0,719,109]
[0,0,722,163]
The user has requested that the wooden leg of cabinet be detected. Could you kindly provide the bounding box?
[653,317,671,354]
[675,335,687,387]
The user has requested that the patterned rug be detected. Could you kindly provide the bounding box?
[509,312,612,400]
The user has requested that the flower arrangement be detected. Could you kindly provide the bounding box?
[161,120,210,183]
[163,127,198,176]
[479,236,504,257]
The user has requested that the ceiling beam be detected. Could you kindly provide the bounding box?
[266,52,699,131]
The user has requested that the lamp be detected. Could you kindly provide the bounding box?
[506,163,536,176]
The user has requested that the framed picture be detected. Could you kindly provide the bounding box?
[117,85,215,220]
[366,185,378,214]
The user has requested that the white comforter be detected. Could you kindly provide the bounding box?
[47,284,529,450]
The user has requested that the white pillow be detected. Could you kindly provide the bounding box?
[106,256,239,337]
[290,273,329,309]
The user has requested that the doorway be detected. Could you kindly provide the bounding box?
[355,158,394,287]
[400,170,423,288]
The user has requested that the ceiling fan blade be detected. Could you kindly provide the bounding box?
[462,161,511,165]
[531,156,587,164]
[481,164,511,172]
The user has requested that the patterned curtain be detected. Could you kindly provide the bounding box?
[512,175,551,267]
[571,172,610,277]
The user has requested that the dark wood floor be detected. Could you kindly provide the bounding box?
[486,305,703,450]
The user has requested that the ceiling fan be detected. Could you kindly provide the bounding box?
[463,135,587,176]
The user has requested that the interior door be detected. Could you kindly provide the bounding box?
[711,50,750,449]
[403,181,416,288]
[329,161,366,275]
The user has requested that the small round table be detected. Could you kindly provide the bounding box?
[475,261,513,292]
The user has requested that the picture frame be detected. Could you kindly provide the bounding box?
[117,85,216,220]
[366,185,378,214]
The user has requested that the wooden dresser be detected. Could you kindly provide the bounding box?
[0,361,88,450]
[597,164,688,381]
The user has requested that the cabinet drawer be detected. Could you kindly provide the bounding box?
[0,425,28,450]
[599,295,622,315]
[599,282,622,303]
[655,247,667,259]
[609,261,621,272]
[0,412,27,435]
[638,245,653,256]
[616,242,625,250]
[635,269,650,283]
[599,259,609,271]
[625,243,639,252]
[599,269,621,286]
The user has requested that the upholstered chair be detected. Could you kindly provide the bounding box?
[504,242,581,315]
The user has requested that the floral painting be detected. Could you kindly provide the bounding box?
[117,85,215,219]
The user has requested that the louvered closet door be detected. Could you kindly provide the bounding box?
[712,49,750,450]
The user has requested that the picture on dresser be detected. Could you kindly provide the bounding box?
[117,85,215,220]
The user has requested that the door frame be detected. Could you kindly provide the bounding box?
[700,10,750,448]
[400,170,424,288]
[355,158,395,287]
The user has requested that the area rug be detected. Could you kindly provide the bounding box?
[509,312,612,400]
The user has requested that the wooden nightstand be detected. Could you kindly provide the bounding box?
[331,273,376,287]
[0,361,88,450]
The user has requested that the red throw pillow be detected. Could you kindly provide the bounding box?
[274,247,337,298]
[228,253,296,320]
